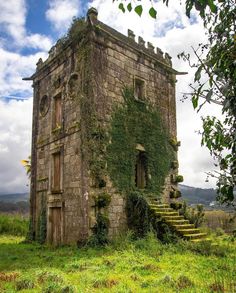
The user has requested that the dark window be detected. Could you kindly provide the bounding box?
[134,78,145,100]
[135,152,148,189]
[52,152,61,192]
[53,94,62,129]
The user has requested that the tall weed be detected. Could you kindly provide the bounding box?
[0,214,28,236]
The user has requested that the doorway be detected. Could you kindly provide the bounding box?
[49,207,62,246]
[135,151,147,189]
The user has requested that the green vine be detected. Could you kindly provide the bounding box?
[37,196,47,244]
[126,191,151,238]
[106,87,175,195]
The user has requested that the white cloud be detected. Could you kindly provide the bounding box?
[0,0,52,50]
[0,98,32,194]
[0,47,48,98]
[46,0,80,33]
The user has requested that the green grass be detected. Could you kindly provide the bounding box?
[0,214,28,236]
[0,233,236,292]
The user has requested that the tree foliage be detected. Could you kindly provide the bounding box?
[21,156,31,178]
[115,0,236,205]
[177,0,236,206]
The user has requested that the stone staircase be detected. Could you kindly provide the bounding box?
[149,200,209,242]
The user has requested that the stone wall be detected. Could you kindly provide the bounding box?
[30,11,179,244]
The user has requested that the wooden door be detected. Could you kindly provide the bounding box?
[50,207,61,246]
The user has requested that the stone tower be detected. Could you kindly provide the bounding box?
[26,8,183,245]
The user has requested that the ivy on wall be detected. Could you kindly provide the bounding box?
[37,195,47,244]
[106,87,175,196]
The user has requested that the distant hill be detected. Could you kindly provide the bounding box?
[179,184,217,206]
[0,193,29,214]
[0,193,29,203]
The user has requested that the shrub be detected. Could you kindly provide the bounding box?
[175,175,184,183]
[179,201,204,228]
[0,214,28,236]
[126,191,151,238]
[94,193,111,209]
[170,202,183,210]
[89,213,109,246]
[169,190,182,199]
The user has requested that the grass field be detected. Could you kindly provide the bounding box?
[0,232,236,292]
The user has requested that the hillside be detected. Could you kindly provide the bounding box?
[0,193,29,213]
[0,193,29,203]
[179,184,217,206]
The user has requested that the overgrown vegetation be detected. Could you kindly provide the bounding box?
[0,214,28,236]
[0,232,235,292]
[126,191,151,238]
[179,201,205,228]
[107,87,175,194]
[89,193,111,246]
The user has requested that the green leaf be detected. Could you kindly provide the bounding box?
[185,0,194,18]
[134,5,143,17]
[192,96,199,109]
[149,7,157,19]
[207,0,217,13]
[194,66,202,82]
[118,3,125,13]
[205,89,213,102]
[127,3,132,12]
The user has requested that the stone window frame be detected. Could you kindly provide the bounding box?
[67,72,80,99]
[50,146,64,194]
[51,92,63,133]
[133,76,146,101]
[39,94,50,117]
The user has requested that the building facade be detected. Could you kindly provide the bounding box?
[27,8,182,245]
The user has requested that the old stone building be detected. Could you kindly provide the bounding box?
[26,8,184,245]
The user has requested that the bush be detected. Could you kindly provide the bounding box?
[126,191,151,238]
[179,201,204,228]
[0,214,28,236]
[94,193,111,209]
[170,202,183,210]
[89,213,109,246]
[181,240,229,257]
[169,190,182,199]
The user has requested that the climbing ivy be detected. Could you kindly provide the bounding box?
[106,87,175,195]
[37,196,47,244]
[126,191,151,238]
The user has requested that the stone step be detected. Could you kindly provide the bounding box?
[147,201,209,242]
[184,233,207,240]
[167,220,189,225]
[173,224,194,229]
[155,211,179,216]
[149,204,169,209]
[151,207,173,212]
[190,238,211,243]
[177,228,200,235]
[164,215,185,221]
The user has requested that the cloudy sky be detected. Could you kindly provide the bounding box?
[0,0,221,194]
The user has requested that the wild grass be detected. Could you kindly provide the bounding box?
[0,232,235,292]
[0,214,28,236]
[204,210,236,233]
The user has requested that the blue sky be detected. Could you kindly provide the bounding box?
[0,0,220,193]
